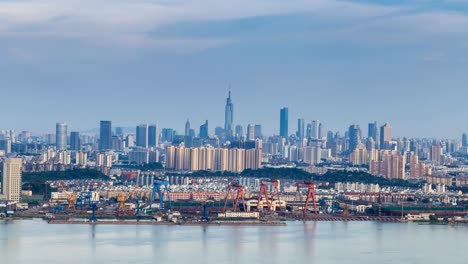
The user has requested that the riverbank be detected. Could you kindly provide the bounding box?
[47,220,286,226]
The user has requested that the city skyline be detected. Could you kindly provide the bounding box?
[1,1,468,138]
[2,91,467,141]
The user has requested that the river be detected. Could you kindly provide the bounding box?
[1,219,466,264]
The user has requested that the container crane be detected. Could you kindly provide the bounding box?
[116,192,129,216]
[257,179,280,211]
[296,181,318,218]
[150,177,172,212]
[223,184,246,212]
[58,181,77,211]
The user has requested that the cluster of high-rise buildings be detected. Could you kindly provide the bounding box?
[165,145,262,172]
[1,91,468,183]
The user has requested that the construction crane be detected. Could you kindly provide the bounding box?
[257,179,280,211]
[296,181,318,218]
[150,177,172,212]
[223,184,246,212]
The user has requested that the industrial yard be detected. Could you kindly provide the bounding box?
[4,174,468,225]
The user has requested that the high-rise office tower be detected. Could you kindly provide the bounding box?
[306,123,312,138]
[463,133,468,147]
[311,120,320,139]
[280,107,288,139]
[254,124,262,139]
[297,119,305,139]
[200,120,209,139]
[70,131,81,151]
[247,124,255,141]
[368,121,380,149]
[99,120,112,151]
[380,123,392,149]
[55,122,68,150]
[161,128,174,143]
[224,91,234,139]
[368,122,377,140]
[348,124,362,152]
[136,124,149,148]
[431,144,442,165]
[235,125,243,140]
[318,123,326,139]
[327,131,334,142]
[2,158,22,202]
[0,138,12,154]
[115,127,124,137]
[148,124,158,147]
[185,119,191,137]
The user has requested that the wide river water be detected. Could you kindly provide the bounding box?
[0,219,466,264]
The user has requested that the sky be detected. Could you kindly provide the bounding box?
[1,0,468,139]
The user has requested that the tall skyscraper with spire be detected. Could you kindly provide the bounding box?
[224,90,234,139]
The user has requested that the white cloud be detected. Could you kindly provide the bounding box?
[0,0,467,55]
[0,0,397,50]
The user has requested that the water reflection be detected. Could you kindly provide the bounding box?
[1,221,468,264]
[303,221,317,259]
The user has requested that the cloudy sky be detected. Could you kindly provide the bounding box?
[1,0,467,138]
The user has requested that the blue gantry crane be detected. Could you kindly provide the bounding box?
[201,201,213,222]
[149,177,172,212]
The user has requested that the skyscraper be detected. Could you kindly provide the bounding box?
[254,124,262,139]
[463,133,468,147]
[2,158,22,202]
[311,120,320,139]
[318,122,326,139]
[368,121,380,148]
[280,107,288,139]
[185,119,191,137]
[380,123,392,149]
[306,123,312,138]
[55,122,67,150]
[224,91,234,139]
[235,125,243,140]
[136,124,149,148]
[99,120,112,151]
[115,127,124,137]
[162,128,174,143]
[247,124,255,141]
[70,131,81,151]
[148,124,158,147]
[296,119,305,139]
[200,120,209,139]
[368,122,377,140]
[348,124,362,152]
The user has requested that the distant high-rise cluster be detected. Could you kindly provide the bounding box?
[165,145,262,172]
[4,91,468,186]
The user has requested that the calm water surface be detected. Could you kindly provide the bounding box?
[1,219,466,264]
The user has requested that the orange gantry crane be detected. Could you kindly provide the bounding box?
[296,181,318,218]
[223,184,246,212]
[257,179,280,211]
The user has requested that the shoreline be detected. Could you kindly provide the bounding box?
[47,220,287,226]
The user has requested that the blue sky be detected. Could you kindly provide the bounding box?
[1,0,468,138]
